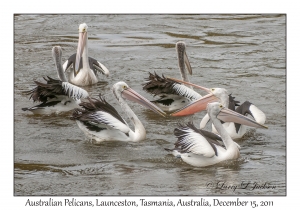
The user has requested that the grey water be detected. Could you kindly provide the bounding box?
[14,14,286,196]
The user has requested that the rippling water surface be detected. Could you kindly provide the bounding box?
[14,14,286,196]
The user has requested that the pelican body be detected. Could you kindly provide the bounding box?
[22,46,89,114]
[143,42,202,112]
[71,82,166,143]
[166,102,267,167]
[169,78,267,139]
[63,23,109,86]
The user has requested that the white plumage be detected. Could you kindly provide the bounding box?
[174,126,217,158]
[22,46,89,114]
[71,82,166,143]
[61,82,89,100]
[167,103,241,167]
[63,23,109,86]
[171,83,202,101]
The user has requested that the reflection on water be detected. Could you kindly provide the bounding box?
[14,14,286,196]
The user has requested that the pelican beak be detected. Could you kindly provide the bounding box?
[184,50,192,75]
[122,88,166,117]
[171,93,219,116]
[167,77,211,94]
[75,31,87,75]
[218,107,268,129]
[167,77,218,116]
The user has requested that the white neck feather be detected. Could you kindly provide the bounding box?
[114,90,146,142]
[211,115,235,150]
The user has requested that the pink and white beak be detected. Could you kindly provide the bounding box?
[74,31,87,75]
[217,106,268,129]
[171,93,219,116]
[167,78,219,117]
[122,88,166,117]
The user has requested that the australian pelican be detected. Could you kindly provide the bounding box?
[22,46,89,114]
[169,78,267,139]
[71,81,166,143]
[166,102,268,167]
[143,41,202,112]
[63,23,109,86]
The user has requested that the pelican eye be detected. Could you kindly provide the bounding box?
[219,104,223,108]
[211,88,215,91]
[123,85,127,89]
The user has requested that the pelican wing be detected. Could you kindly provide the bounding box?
[172,83,201,100]
[61,82,89,100]
[77,110,130,134]
[173,122,222,157]
[248,104,266,124]
[71,96,130,134]
[236,101,267,125]
[228,94,240,111]
[63,53,76,72]
[24,76,88,103]
[63,53,109,76]
[24,76,65,103]
[143,72,175,96]
[234,101,266,133]
[89,57,109,76]
[143,72,201,100]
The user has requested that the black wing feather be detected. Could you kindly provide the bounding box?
[234,101,253,133]
[71,94,126,126]
[65,53,105,75]
[23,76,64,103]
[142,72,179,96]
[173,122,225,156]
[228,94,240,111]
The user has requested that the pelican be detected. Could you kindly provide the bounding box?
[142,41,202,112]
[63,23,109,86]
[169,78,267,139]
[71,81,166,143]
[165,102,268,167]
[22,46,89,114]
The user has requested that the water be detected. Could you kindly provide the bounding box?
[14,14,286,196]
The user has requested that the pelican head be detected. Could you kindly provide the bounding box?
[52,46,68,82]
[52,45,62,59]
[209,88,229,106]
[75,23,88,74]
[113,81,166,117]
[79,23,88,32]
[176,41,192,76]
[207,102,224,118]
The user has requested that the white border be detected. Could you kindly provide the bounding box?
[5,0,295,209]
